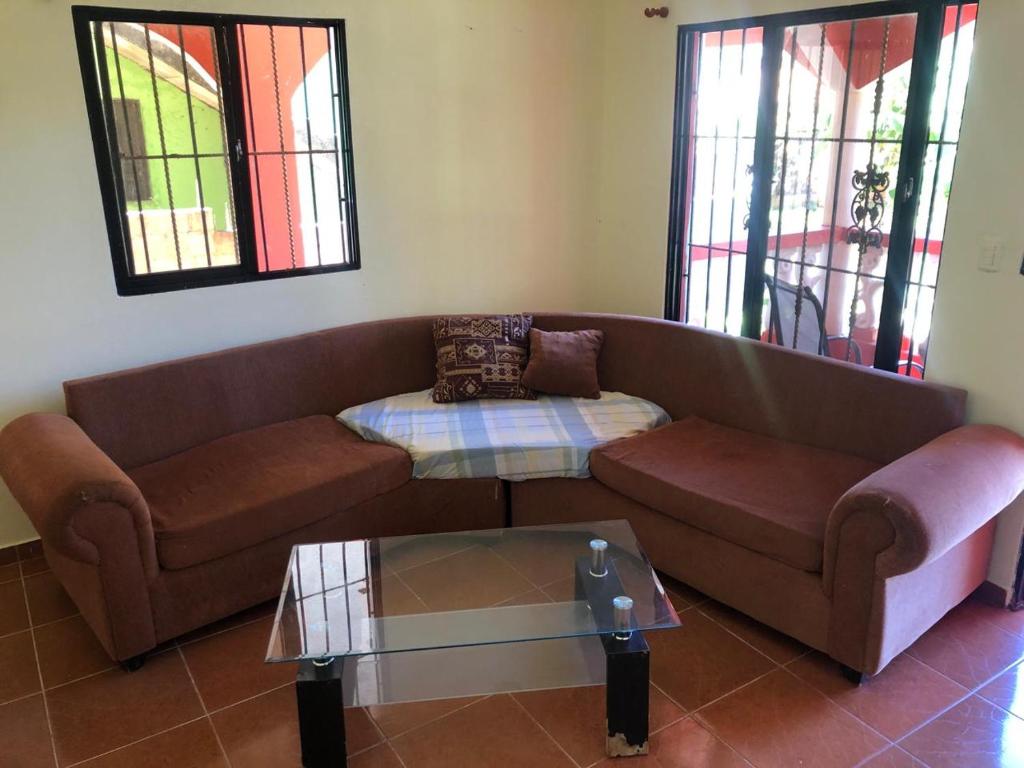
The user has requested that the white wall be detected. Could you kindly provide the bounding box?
[590,0,1024,590]
[0,0,603,545]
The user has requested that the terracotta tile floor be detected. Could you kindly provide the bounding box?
[1,546,1023,767]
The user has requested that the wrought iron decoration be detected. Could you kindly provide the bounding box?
[846,163,890,248]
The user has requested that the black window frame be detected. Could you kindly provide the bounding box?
[663,0,977,374]
[72,5,361,296]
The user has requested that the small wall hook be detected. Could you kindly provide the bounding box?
[644,7,669,18]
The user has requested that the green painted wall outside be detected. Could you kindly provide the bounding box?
[106,47,231,230]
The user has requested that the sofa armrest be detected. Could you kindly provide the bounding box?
[822,424,1024,674]
[823,424,1024,596]
[0,413,158,581]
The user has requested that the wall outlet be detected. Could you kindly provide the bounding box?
[978,236,1004,273]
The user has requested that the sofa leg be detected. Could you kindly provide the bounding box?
[120,653,147,673]
[840,664,865,686]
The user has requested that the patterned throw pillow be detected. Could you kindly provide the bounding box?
[432,315,535,403]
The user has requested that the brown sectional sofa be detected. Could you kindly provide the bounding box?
[1,313,1023,679]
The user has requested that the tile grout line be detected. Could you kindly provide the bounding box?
[496,585,551,606]
[508,693,586,768]
[490,546,554,598]
[40,640,182,697]
[383,741,411,768]
[780,653,972,758]
[647,680,688,734]
[19,570,60,768]
[852,743,920,768]
[694,592,1022,764]
[175,608,276,649]
[176,645,234,768]
[387,567,432,612]
[61,715,211,768]
[886,658,1024,760]
[347,739,410,768]
[360,700,390,748]
[0,688,51,709]
[906,645,1024,698]
[389,543,478,578]
[204,679,298,717]
[780,665,894,746]
[1,611,86,641]
[372,694,491,743]
[354,706,412,768]
[376,696,505,768]
[693,602,803,669]
[691,665,781,720]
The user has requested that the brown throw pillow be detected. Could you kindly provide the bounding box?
[432,315,535,403]
[522,328,604,399]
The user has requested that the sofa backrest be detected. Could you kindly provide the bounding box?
[65,312,966,470]
[64,317,437,468]
[533,313,966,465]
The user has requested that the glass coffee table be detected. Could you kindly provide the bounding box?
[266,520,681,767]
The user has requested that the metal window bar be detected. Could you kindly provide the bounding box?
[142,24,184,270]
[903,2,967,376]
[175,24,214,268]
[722,27,749,333]
[691,135,958,146]
[702,31,726,327]
[818,20,859,338]
[682,32,704,324]
[238,24,272,272]
[207,26,240,265]
[320,544,331,657]
[761,252,900,280]
[298,27,324,267]
[267,25,298,269]
[331,25,358,267]
[326,26,349,265]
[790,24,828,349]
[119,149,342,161]
[341,542,351,656]
[107,24,153,274]
[295,550,308,657]
[767,29,801,343]
[844,18,891,363]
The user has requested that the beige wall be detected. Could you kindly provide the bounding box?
[590,0,1024,590]
[3,0,1023,591]
[0,0,602,544]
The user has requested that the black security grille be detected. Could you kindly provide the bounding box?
[237,23,354,272]
[74,7,360,296]
[899,3,978,377]
[667,0,979,379]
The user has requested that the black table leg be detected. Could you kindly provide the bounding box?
[573,547,651,758]
[603,631,650,757]
[296,658,346,768]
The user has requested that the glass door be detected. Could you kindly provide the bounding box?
[757,12,921,368]
[667,1,978,377]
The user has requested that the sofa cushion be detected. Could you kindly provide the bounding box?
[522,328,604,399]
[432,315,534,403]
[590,416,882,572]
[129,416,412,570]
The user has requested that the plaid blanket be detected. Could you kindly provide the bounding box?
[338,389,670,481]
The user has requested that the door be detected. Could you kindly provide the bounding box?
[666,1,978,376]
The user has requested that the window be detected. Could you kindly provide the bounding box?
[665,0,977,378]
[73,6,360,295]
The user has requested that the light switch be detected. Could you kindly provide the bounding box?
[978,236,1003,273]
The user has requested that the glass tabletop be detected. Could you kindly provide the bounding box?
[266,519,680,663]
